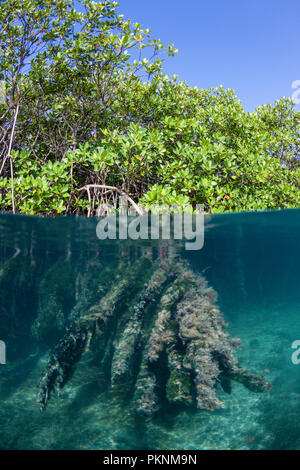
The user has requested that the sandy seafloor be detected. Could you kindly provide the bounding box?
[1,299,299,450]
[1,210,300,450]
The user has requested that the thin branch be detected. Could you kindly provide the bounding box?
[0,101,20,176]
[78,184,144,216]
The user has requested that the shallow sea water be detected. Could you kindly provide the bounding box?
[0,210,300,450]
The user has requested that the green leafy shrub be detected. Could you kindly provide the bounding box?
[0,1,299,215]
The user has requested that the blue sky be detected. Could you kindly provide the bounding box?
[117,0,300,111]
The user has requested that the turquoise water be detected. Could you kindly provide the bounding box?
[0,210,300,450]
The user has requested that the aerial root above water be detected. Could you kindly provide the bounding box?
[38,253,271,415]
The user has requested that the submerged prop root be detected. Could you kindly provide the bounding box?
[166,347,193,406]
[226,365,272,392]
[38,257,152,410]
[111,260,176,386]
[38,255,271,414]
[38,324,89,411]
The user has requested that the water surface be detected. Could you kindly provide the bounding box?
[0,210,300,450]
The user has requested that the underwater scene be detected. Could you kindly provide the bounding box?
[0,210,300,450]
